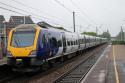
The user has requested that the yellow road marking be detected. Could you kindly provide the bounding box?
[113,45,120,83]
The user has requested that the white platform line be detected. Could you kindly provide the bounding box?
[80,45,111,83]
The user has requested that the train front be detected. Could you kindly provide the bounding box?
[7,24,40,72]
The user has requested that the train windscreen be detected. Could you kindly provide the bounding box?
[11,25,36,47]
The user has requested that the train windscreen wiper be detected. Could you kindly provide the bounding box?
[14,34,21,47]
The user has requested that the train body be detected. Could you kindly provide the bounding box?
[6,24,107,71]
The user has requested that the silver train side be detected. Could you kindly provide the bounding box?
[6,24,108,72]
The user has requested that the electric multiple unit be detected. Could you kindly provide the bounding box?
[7,24,107,71]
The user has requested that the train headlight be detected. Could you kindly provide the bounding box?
[6,51,12,57]
[29,51,36,57]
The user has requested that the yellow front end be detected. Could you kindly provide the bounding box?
[7,26,40,58]
[8,46,35,58]
[6,24,42,71]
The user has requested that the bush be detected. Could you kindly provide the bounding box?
[112,41,125,45]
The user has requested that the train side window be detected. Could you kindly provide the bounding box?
[67,41,69,46]
[90,39,92,43]
[58,40,62,47]
[50,32,62,47]
[76,40,77,45]
[70,41,72,45]
[57,34,62,47]
[69,41,70,46]
[83,39,85,44]
[71,41,72,45]
[80,39,82,44]
[86,39,88,43]
[67,40,70,46]
[74,41,75,45]
[51,37,58,47]
[79,39,81,44]
[78,39,80,44]
[71,41,73,45]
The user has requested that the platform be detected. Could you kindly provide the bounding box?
[81,45,125,83]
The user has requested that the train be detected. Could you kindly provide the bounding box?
[6,24,107,72]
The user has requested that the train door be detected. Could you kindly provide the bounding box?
[61,32,67,53]
[40,30,50,58]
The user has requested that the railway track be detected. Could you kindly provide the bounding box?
[0,65,29,83]
[0,44,107,83]
[0,65,19,83]
[53,45,105,83]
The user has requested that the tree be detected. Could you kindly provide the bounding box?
[81,32,97,36]
[116,27,124,41]
[100,29,111,40]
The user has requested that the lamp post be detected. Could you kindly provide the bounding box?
[96,25,102,36]
[122,20,125,42]
[24,15,31,24]
[75,25,82,33]
[2,20,6,57]
[24,16,25,24]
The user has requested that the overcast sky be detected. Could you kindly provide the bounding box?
[0,0,125,36]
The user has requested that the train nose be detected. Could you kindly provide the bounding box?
[8,47,35,58]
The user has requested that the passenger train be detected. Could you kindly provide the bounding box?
[6,24,107,71]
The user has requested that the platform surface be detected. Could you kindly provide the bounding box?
[81,45,125,83]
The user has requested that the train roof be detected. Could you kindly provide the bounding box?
[11,24,39,31]
[12,24,108,40]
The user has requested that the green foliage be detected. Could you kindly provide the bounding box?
[100,31,111,40]
[82,32,97,36]
[112,41,125,45]
[116,27,124,41]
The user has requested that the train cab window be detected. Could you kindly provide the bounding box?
[11,31,35,47]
